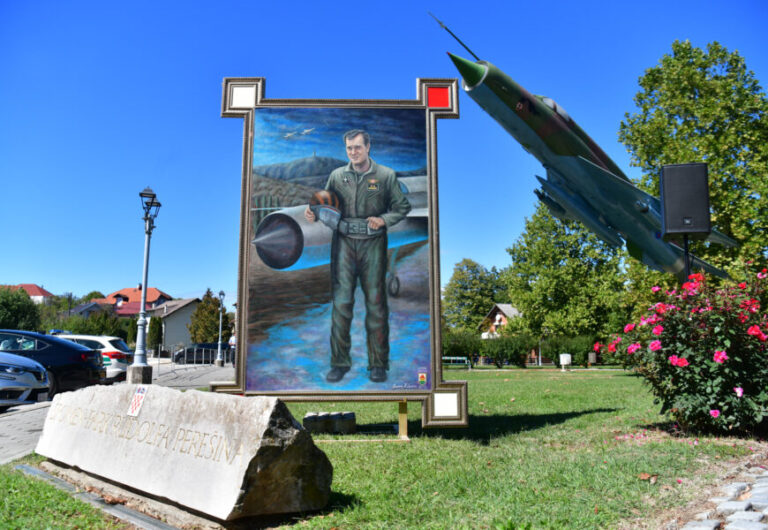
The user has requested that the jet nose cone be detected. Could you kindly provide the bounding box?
[448,53,486,88]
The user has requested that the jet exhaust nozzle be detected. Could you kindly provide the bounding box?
[253,213,304,269]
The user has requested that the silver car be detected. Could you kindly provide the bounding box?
[0,352,49,412]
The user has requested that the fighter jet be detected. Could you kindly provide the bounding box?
[440,28,737,280]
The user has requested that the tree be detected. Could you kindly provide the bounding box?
[502,205,628,338]
[148,315,163,353]
[0,287,41,330]
[81,290,105,302]
[619,40,768,276]
[188,289,231,344]
[442,259,504,332]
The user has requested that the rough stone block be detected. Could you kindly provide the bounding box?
[749,497,768,511]
[723,520,768,530]
[713,496,738,503]
[36,384,332,520]
[724,483,751,496]
[728,511,765,522]
[682,520,722,529]
[718,501,753,515]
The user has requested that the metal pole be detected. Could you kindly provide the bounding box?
[683,234,691,279]
[215,291,225,367]
[128,215,154,384]
[538,336,542,367]
[135,218,152,366]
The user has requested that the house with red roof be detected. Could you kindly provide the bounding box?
[1,284,55,304]
[90,285,173,316]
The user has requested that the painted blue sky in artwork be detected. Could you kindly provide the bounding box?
[252,107,427,172]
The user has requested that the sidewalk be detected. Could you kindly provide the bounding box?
[0,362,235,465]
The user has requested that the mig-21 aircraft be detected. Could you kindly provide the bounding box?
[434,16,737,281]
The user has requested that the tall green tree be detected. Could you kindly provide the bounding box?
[0,287,41,330]
[187,289,231,344]
[442,259,503,332]
[619,40,768,276]
[502,205,628,338]
[148,315,163,353]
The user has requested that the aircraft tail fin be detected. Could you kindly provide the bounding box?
[705,230,739,248]
[626,240,730,281]
[668,243,730,281]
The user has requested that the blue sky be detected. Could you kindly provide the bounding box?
[1,0,766,310]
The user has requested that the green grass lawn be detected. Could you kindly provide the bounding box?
[0,369,758,529]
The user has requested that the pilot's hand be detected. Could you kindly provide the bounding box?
[304,206,316,223]
[367,216,385,230]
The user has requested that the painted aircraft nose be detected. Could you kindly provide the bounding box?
[448,53,485,88]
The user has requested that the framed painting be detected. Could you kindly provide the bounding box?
[214,78,467,427]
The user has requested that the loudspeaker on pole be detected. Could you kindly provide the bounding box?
[660,163,711,241]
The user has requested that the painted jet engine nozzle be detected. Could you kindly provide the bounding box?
[253,212,304,270]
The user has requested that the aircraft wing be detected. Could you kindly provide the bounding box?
[573,156,737,248]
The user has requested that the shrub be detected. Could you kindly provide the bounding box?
[442,329,481,366]
[544,335,598,367]
[598,269,768,435]
[480,334,535,368]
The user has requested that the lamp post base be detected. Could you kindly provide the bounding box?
[215,359,224,367]
[127,365,153,384]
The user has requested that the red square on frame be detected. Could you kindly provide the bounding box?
[427,86,450,108]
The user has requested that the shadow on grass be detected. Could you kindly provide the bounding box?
[226,491,358,529]
[404,408,620,445]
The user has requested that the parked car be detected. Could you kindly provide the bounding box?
[0,330,104,396]
[173,343,232,364]
[0,352,49,412]
[57,334,134,383]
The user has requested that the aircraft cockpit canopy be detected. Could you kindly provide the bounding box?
[539,96,572,123]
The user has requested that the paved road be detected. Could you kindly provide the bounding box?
[0,362,235,465]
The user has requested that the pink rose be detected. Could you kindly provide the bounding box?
[624,323,635,333]
[652,325,664,336]
[649,340,662,352]
[676,357,689,367]
[668,355,679,365]
[593,342,602,352]
[709,409,720,419]
[713,350,728,364]
[651,286,661,293]
[748,325,768,341]
[734,387,744,398]
[627,343,641,354]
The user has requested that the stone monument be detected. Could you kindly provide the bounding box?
[36,384,332,521]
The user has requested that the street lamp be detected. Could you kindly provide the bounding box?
[215,290,225,367]
[127,187,161,384]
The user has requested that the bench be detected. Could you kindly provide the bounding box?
[441,356,471,369]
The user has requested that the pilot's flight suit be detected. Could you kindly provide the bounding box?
[325,159,411,372]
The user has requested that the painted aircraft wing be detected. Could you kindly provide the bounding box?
[573,156,738,248]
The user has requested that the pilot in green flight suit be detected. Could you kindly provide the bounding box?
[305,130,411,383]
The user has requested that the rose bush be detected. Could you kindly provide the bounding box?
[597,268,768,434]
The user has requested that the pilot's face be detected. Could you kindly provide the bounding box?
[345,134,370,165]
